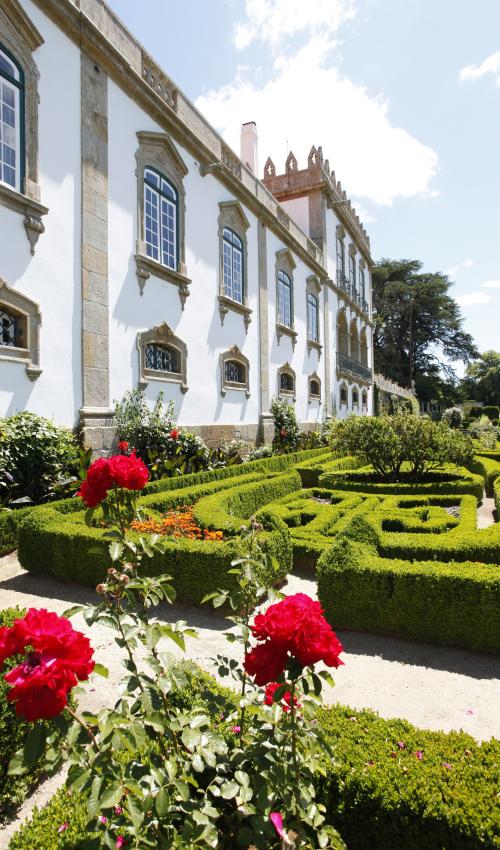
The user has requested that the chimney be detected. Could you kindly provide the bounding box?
[240,122,258,174]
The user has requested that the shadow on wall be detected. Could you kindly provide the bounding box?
[1,366,35,417]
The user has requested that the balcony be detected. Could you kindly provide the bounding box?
[336,351,372,383]
[336,271,371,317]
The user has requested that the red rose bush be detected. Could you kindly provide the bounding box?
[244,592,344,686]
[0,608,94,721]
[78,453,149,508]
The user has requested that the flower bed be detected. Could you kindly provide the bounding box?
[131,505,224,541]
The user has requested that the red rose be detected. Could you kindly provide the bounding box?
[77,457,113,507]
[244,593,343,685]
[0,608,94,721]
[280,428,287,438]
[170,429,180,440]
[0,626,23,666]
[243,641,288,686]
[264,681,298,713]
[118,441,129,454]
[108,453,149,491]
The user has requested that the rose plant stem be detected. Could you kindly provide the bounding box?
[66,705,99,750]
[289,680,301,822]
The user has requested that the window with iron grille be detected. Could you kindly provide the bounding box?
[310,379,320,397]
[336,236,344,275]
[349,253,356,290]
[280,371,294,393]
[145,343,179,374]
[0,46,23,192]
[277,270,292,328]
[340,386,348,404]
[224,359,245,384]
[0,307,20,347]
[144,168,178,270]
[222,227,243,303]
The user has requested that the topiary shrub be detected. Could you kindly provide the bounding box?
[271,397,300,453]
[328,411,474,482]
[0,413,79,505]
[442,406,463,429]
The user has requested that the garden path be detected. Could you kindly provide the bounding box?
[1,550,499,847]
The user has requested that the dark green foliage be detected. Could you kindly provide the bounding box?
[319,466,484,499]
[0,412,80,504]
[271,397,300,452]
[462,351,500,407]
[9,681,500,850]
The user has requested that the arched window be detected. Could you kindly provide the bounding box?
[225,359,246,384]
[337,311,348,356]
[0,46,23,191]
[349,253,356,292]
[307,293,319,343]
[340,384,348,405]
[144,167,178,270]
[362,390,368,410]
[360,328,368,366]
[278,363,296,399]
[138,322,188,392]
[0,278,42,379]
[309,373,321,401]
[336,236,345,277]
[359,267,366,300]
[220,345,250,397]
[277,269,292,328]
[352,388,359,407]
[222,227,243,303]
[350,320,360,362]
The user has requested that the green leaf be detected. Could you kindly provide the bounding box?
[7,750,27,776]
[23,724,47,769]
[62,605,84,618]
[220,780,240,800]
[155,787,170,817]
[67,764,92,793]
[192,753,204,773]
[109,540,124,561]
[88,775,104,817]
[126,794,145,830]
[93,662,109,678]
[100,780,124,808]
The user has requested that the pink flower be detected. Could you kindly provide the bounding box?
[397,741,405,750]
[270,812,284,838]
[442,762,452,770]
[57,823,69,833]
[99,815,108,824]
[116,837,125,849]
[414,750,423,760]
[231,725,241,734]
[466,709,474,715]
[114,806,123,816]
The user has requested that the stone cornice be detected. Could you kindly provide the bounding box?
[32,0,328,278]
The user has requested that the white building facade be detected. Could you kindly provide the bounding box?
[0,0,374,449]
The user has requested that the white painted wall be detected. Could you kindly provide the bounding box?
[0,0,81,425]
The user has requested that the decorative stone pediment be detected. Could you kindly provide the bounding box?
[275,248,296,275]
[218,200,250,234]
[136,131,188,181]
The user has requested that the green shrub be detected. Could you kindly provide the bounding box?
[0,412,79,504]
[480,406,499,421]
[271,397,300,452]
[319,466,484,500]
[328,412,474,482]
[441,406,463,428]
[9,687,500,850]
[317,535,500,651]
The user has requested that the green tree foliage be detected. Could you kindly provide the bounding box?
[328,411,474,481]
[462,350,500,406]
[372,260,478,402]
[271,398,300,453]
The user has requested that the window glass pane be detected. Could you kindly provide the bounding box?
[278,271,291,327]
[225,360,245,384]
[336,238,344,272]
[0,79,19,190]
[222,230,243,303]
[144,168,159,189]
[310,380,320,396]
[307,293,318,341]
[145,184,160,261]
[0,51,19,81]
[161,197,176,269]
[280,372,294,392]
[145,343,179,373]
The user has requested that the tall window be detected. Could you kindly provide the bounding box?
[277,270,292,328]
[0,47,22,191]
[360,267,366,300]
[307,292,319,342]
[144,168,178,270]
[349,254,356,291]
[336,237,344,276]
[223,227,243,303]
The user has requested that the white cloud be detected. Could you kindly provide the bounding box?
[481,279,500,289]
[234,0,356,49]
[445,258,473,277]
[196,36,439,206]
[460,50,500,85]
[457,292,492,307]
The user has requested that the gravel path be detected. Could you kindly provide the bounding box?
[1,546,499,846]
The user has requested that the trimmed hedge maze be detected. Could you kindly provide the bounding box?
[10,448,500,650]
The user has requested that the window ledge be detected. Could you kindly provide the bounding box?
[139,372,188,393]
[279,389,296,402]
[276,323,298,349]
[218,295,252,332]
[135,254,191,308]
[221,381,251,398]
[307,338,322,355]
[309,395,321,403]
[0,350,42,380]
[0,182,48,254]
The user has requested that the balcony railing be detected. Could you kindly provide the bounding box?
[336,270,370,316]
[336,351,372,382]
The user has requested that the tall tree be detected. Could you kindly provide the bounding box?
[461,350,500,406]
[372,259,478,398]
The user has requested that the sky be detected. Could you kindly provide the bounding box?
[107,0,500,360]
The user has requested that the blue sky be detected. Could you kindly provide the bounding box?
[108,0,500,359]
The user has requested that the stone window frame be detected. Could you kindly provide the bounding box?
[0,1,47,253]
[137,321,188,393]
[306,275,322,354]
[277,362,296,402]
[220,345,250,398]
[275,248,297,348]
[134,131,191,308]
[352,386,360,409]
[0,277,42,379]
[217,200,252,332]
[308,371,321,402]
[339,382,348,407]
